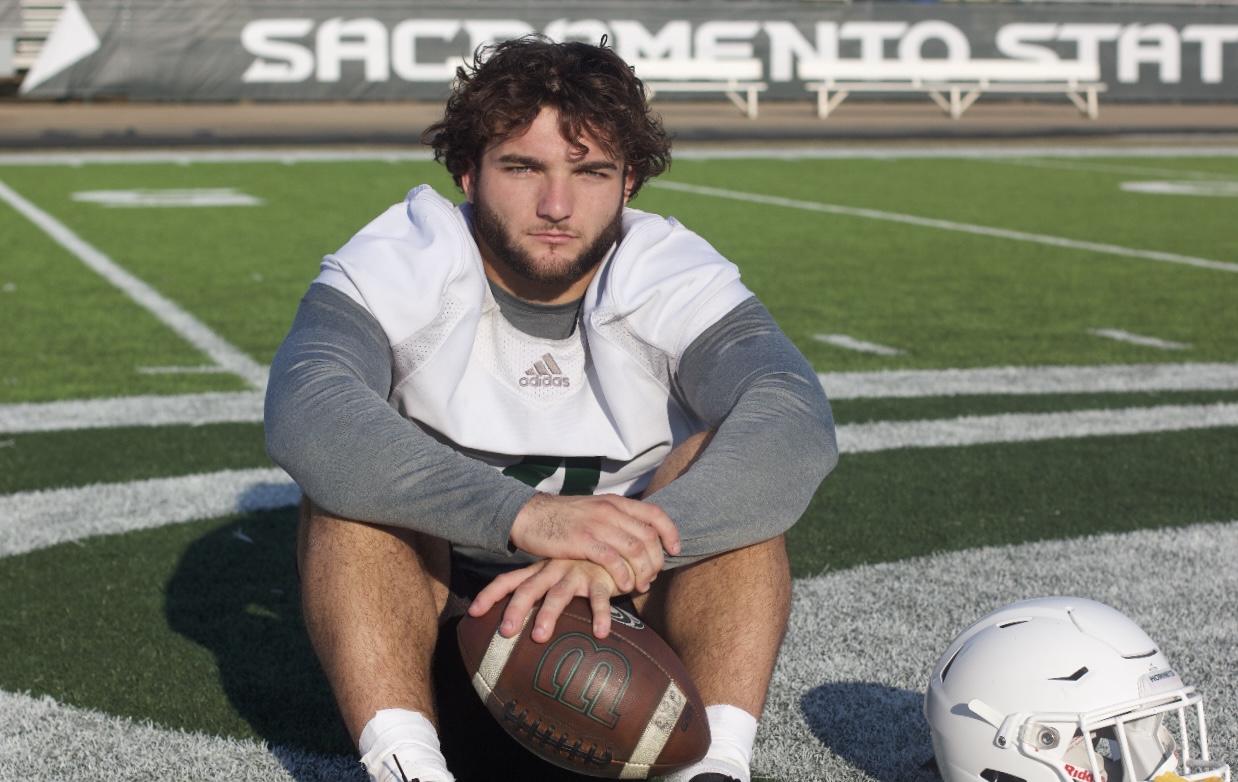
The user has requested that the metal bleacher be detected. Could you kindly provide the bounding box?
[5,0,63,75]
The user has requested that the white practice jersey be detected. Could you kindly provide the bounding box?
[315,185,753,499]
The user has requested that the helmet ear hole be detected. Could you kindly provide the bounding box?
[980,769,1027,782]
[940,647,962,682]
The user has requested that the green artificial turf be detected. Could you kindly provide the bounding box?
[0,508,352,754]
[788,427,1238,576]
[0,153,1234,762]
[829,389,1238,425]
[0,423,271,494]
[1,425,1233,754]
[0,162,458,367]
[656,156,1238,264]
[0,205,247,403]
[3,157,1235,403]
[639,164,1238,371]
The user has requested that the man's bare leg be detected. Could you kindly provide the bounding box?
[635,535,790,718]
[297,499,450,745]
[634,432,793,779]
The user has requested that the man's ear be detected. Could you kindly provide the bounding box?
[461,166,477,202]
[623,166,637,204]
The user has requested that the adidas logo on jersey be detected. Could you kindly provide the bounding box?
[520,353,571,388]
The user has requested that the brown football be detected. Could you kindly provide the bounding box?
[457,595,710,778]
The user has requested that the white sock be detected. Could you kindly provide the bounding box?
[358,709,455,782]
[663,704,757,782]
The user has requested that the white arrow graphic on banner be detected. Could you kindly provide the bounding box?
[19,0,100,95]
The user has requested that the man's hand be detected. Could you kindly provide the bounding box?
[508,493,681,594]
[469,559,624,642]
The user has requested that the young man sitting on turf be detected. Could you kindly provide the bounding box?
[265,35,837,782]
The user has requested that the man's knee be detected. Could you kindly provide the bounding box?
[633,533,789,628]
[675,534,788,589]
[296,497,452,614]
[644,429,715,497]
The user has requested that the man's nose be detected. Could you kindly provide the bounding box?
[537,176,572,223]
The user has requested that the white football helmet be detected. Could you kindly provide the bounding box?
[925,597,1230,782]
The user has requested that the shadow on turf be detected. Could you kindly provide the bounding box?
[164,503,605,781]
[163,507,352,759]
[800,681,940,782]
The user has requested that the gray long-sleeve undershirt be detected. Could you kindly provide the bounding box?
[265,282,837,568]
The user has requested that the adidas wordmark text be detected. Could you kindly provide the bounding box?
[520,353,571,388]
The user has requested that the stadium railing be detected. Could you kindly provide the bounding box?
[797,58,1109,120]
[633,58,769,120]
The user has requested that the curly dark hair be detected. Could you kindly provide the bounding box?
[421,36,671,199]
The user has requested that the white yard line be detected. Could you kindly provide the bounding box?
[0,467,298,558]
[763,520,1238,782]
[71,188,264,207]
[4,519,1237,782]
[1087,329,1190,351]
[0,179,270,390]
[0,149,438,166]
[3,143,1237,782]
[1120,180,1238,198]
[818,361,1238,399]
[837,402,1238,454]
[4,363,1238,433]
[652,179,1238,274]
[0,689,364,782]
[673,145,1238,161]
[3,403,1236,556]
[984,157,1238,181]
[813,334,905,356]
[136,365,236,375]
[0,391,265,434]
[1,147,1238,167]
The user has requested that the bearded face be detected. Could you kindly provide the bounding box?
[470,185,624,290]
[462,108,634,303]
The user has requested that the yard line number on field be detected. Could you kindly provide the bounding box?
[0,179,269,390]
[651,180,1238,275]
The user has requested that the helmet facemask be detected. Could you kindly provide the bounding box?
[1060,689,1228,782]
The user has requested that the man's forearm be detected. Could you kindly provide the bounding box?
[651,298,839,565]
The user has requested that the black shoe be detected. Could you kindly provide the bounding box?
[689,775,740,782]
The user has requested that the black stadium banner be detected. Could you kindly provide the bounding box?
[19,0,1238,101]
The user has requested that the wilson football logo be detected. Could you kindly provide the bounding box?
[610,605,645,630]
[534,633,631,728]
